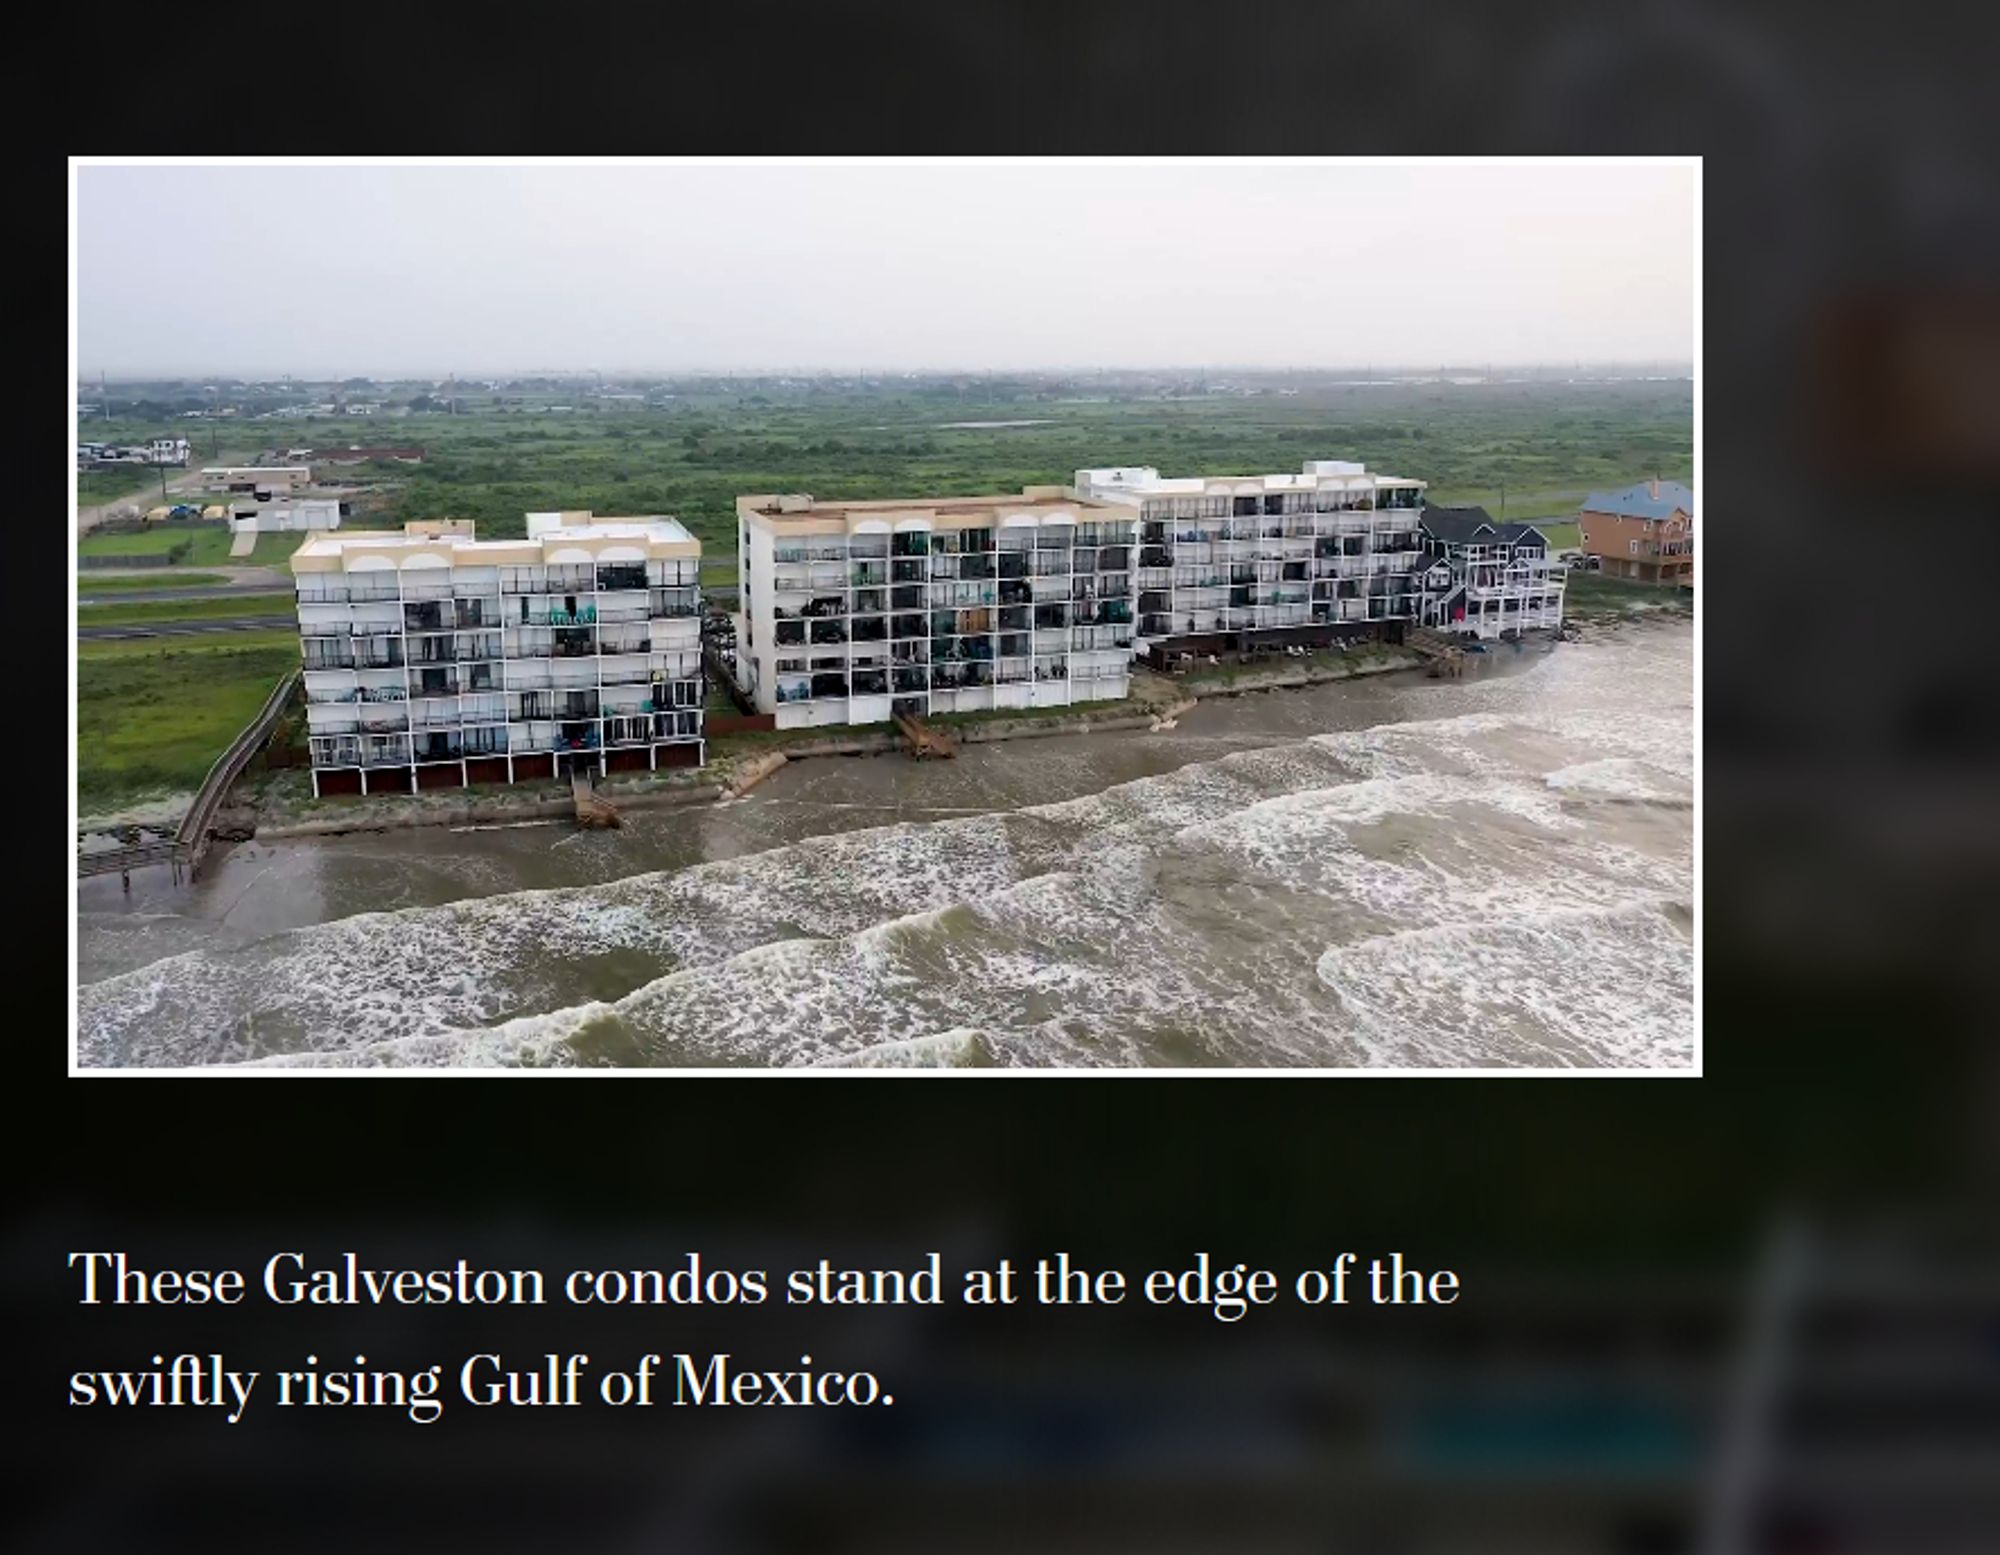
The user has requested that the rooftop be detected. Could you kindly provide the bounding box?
[291,513,697,569]
[1076,459,1423,494]
[1420,505,1551,547]
[739,488,1123,523]
[1581,479,1693,520]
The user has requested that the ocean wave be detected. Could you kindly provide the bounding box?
[77,629,1695,1069]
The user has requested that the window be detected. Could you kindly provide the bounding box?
[1629,540,1640,554]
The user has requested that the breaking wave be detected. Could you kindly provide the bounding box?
[77,625,1694,1069]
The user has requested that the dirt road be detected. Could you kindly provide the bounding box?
[76,466,212,535]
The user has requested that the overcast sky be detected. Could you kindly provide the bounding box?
[76,161,1695,377]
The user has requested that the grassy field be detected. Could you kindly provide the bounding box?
[78,593,294,628]
[75,572,231,593]
[78,526,306,566]
[73,383,1687,810]
[77,630,300,811]
[77,468,157,505]
[83,381,1685,585]
[1564,571,1696,622]
[79,525,238,566]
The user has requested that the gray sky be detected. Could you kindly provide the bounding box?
[76,161,1695,376]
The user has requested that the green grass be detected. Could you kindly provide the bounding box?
[78,524,237,565]
[180,382,1688,568]
[78,525,307,568]
[250,532,309,563]
[1564,571,1695,622]
[77,631,300,810]
[1534,521,1581,550]
[74,572,230,593]
[75,386,1689,581]
[78,593,293,627]
[77,468,156,505]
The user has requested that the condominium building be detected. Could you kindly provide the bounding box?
[1070,460,1430,657]
[291,513,704,796]
[733,488,1138,729]
[1416,506,1567,639]
[1579,478,1693,585]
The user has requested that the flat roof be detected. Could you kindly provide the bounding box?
[1078,461,1423,494]
[739,490,1124,523]
[291,514,699,572]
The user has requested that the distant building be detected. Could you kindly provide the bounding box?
[1578,479,1693,585]
[1417,506,1567,639]
[291,514,704,796]
[78,438,189,467]
[203,464,313,494]
[310,445,427,464]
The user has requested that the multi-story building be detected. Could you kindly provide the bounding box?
[290,513,704,796]
[1070,460,1430,658]
[1578,478,1693,585]
[733,488,1138,729]
[1416,505,1567,639]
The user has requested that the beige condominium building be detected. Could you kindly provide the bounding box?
[1070,460,1430,657]
[291,514,703,795]
[733,488,1138,729]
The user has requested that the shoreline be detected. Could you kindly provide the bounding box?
[237,651,1424,842]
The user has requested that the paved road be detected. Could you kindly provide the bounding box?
[78,615,295,641]
[80,563,292,589]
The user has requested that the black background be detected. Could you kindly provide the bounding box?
[27,4,1998,1550]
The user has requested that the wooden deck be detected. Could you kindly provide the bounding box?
[893,712,957,759]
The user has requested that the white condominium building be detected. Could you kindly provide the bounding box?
[290,514,704,796]
[1071,460,1430,653]
[734,488,1139,729]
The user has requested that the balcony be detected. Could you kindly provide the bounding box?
[596,563,647,592]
